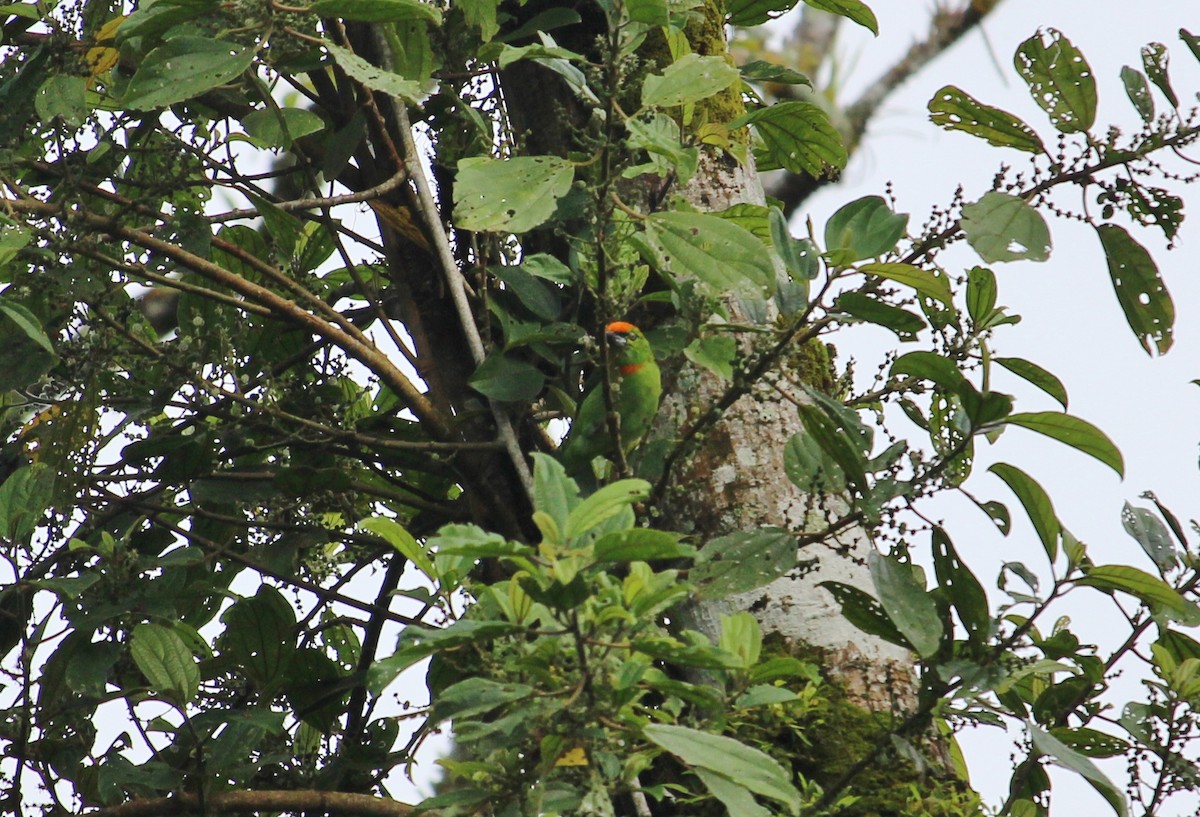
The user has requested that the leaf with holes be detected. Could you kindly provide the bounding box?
[731,102,847,177]
[1096,223,1174,355]
[961,192,1051,263]
[121,37,255,110]
[928,85,1044,153]
[1121,502,1177,573]
[1141,43,1178,107]
[641,54,741,110]
[1013,28,1096,134]
[1120,67,1155,122]
[454,155,574,233]
[643,210,776,298]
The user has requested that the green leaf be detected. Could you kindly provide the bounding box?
[122,37,255,110]
[644,724,801,811]
[360,516,438,583]
[726,0,799,27]
[928,85,1045,153]
[961,191,1052,263]
[824,196,908,263]
[770,206,819,282]
[931,527,989,642]
[368,619,520,693]
[836,292,924,340]
[731,101,847,177]
[468,353,545,402]
[242,107,325,149]
[1182,29,1200,64]
[130,623,200,705]
[531,453,578,535]
[0,298,56,390]
[696,525,796,595]
[796,404,868,495]
[684,335,737,379]
[966,266,997,324]
[35,73,88,127]
[458,0,499,39]
[818,581,912,649]
[593,528,691,562]
[1120,67,1155,123]
[1013,28,1097,134]
[860,262,952,306]
[644,210,776,298]
[994,357,1068,409]
[1029,724,1128,816]
[1077,565,1200,624]
[309,0,441,23]
[221,587,296,695]
[694,769,772,817]
[323,40,431,105]
[640,53,741,109]
[431,677,533,723]
[491,264,561,321]
[453,155,574,233]
[692,528,796,599]
[1004,411,1123,477]
[801,0,877,34]
[1121,502,1177,572]
[783,431,844,493]
[624,0,668,25]
[1096,223,1174,356]
[1050,727,1130,759]
[0,464,54,542]
[989,463,1060,562]
[1141,43,1178,108]
[869,550,942,659]
[739,60,810,86]
[564,479,649,540]
[284,648,346,732]
[890,350,966,393]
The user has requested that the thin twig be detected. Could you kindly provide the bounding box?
[383,55,536,499]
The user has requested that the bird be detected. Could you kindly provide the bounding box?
[559,321,662,484]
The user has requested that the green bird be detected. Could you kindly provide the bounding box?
[560,321,662,482]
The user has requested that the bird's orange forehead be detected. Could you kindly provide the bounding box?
[606,320,638,335]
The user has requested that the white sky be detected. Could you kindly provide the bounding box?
[799,3,1200,813]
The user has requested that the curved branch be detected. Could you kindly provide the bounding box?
[79,790,412,817]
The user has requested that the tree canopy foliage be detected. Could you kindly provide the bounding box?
[2,1,1200,816]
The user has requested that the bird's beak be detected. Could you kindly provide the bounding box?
[606,329,628,347]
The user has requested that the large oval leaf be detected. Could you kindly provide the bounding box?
[454,155,575,234]
[731,102,847,177]
[1013,28,1097,134]
[644,210,776,298]
[640,53,740,109]
[960,191,1052,263]
[1096,223,1174,356]
[122,37,255,110]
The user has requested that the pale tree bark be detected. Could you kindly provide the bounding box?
[660,151,916,714]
